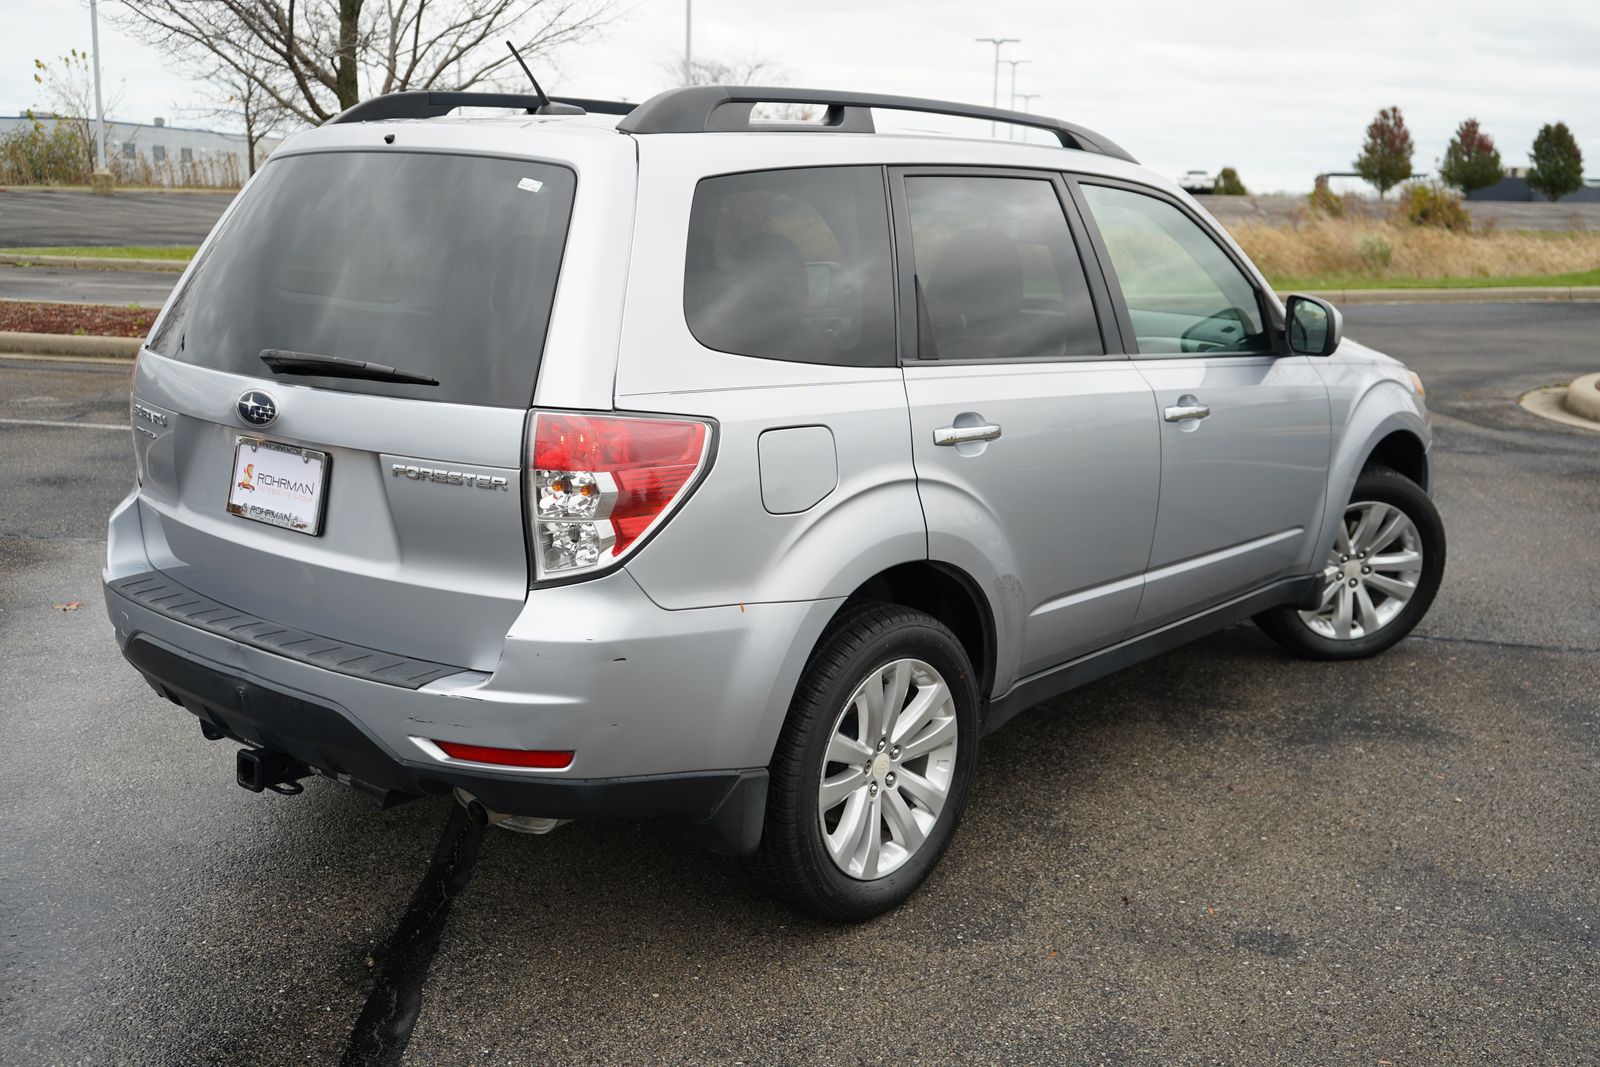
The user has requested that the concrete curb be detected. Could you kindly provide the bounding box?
[1519,386,1600,433]
[0,253,188,273]
[0,331,142,358]
[1278,286,1600,305]
[1563,372,1600,421]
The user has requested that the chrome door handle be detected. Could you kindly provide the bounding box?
[933,423,1002,446]
[1163,402,1211,423]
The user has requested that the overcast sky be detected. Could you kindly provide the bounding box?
[8,0,1598,192]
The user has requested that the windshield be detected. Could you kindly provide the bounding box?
[150,150,576,407]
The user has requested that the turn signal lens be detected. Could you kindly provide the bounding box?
[433,740,573,769]
[529,412,712,581]
[1408,371,1426,399]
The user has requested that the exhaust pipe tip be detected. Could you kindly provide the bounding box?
[451,787,567,835]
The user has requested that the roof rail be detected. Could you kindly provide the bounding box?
[328,90,593,125]
[615,86,1137,163]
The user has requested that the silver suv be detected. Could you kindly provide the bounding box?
[104,86,1444,921]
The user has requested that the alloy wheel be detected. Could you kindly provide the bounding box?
[817,658,959,880]
[1301,499,1424,640]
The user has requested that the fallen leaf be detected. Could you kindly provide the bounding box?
[51,601,82,611]
[1046,950,1058,958]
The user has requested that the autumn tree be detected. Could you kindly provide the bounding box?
[1214,166,1248,195]
[29,51,105,176]
[1527,122,1584,202]
[114,0,613,127]
[1438,118,1502,196]
[1354,106,1413,198]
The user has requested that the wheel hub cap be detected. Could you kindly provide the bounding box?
[817,658,958,881]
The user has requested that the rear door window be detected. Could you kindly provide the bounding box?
[150,150,576,407]
[683,166,895,367]
[902,175,1103,360]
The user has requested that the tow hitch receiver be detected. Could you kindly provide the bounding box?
[236,748,309,795]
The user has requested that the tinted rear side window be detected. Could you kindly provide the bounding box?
[904,175,1103,361]
[150,151,575,407]
[684,167,895,367]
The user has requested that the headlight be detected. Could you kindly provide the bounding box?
[1408,371,1425,399]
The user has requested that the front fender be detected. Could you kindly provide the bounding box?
[1313,368,1430,568]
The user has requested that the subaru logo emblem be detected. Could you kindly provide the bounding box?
[237,390,278,427]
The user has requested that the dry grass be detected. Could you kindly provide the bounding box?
[1230,215,1600,285]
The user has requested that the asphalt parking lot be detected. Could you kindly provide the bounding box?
[0,189,231,247]
[2,303,1597,1065]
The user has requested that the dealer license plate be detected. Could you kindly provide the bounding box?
[225,436,329,536]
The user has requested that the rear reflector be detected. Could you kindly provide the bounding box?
[529,411,712,581]
[432,740,573,769]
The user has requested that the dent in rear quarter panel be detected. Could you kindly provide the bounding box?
[1309,340,1432,570]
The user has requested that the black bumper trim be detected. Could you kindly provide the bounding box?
[122,637,769,855]
[109,573,464,689]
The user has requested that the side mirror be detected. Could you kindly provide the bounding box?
[1285,294,1343,357]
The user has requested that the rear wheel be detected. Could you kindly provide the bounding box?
[1256,465,1445,660]
[749,602,979,922]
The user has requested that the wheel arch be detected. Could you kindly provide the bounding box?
[1362,427,1430,492]
[1315,383,1431,571]
[843,560,998,705]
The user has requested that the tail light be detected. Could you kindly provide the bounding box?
[529,411,712,581]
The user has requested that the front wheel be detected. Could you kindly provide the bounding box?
[1256,465,1446,660]
[748,602,979,922]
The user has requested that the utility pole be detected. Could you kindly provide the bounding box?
[88,0,111,193]
[974,37,1019,137]
[1001,58,1029,138]
[684,0,693,84]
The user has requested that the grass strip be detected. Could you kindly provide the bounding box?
[0,245,198,261]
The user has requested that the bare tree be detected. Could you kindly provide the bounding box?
[669,55,785,87]
[661,55,818,121]
[183,56,291,177]
[114,0,614,126]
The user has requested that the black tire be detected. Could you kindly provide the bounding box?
[748,600,979,923]
[1256,465,1446,660]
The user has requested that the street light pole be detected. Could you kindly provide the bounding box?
[974,37,1019,137]
[88,0,107,172]
[1001,58,1029,138]
[684,0,692,84]
[1014,93,1041,143]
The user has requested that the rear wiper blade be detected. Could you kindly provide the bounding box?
[259,348,439,386]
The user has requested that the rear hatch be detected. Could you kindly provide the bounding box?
[130,146,577,671]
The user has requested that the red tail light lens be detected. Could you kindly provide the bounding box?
[433,740,573,769]
[529,412,711,580]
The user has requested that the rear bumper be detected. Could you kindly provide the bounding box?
[103,489,842,854]
[122,635,766,852]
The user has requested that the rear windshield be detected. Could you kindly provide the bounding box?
[150,150,575,407]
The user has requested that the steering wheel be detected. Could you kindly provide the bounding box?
[1179,306,1251,353]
